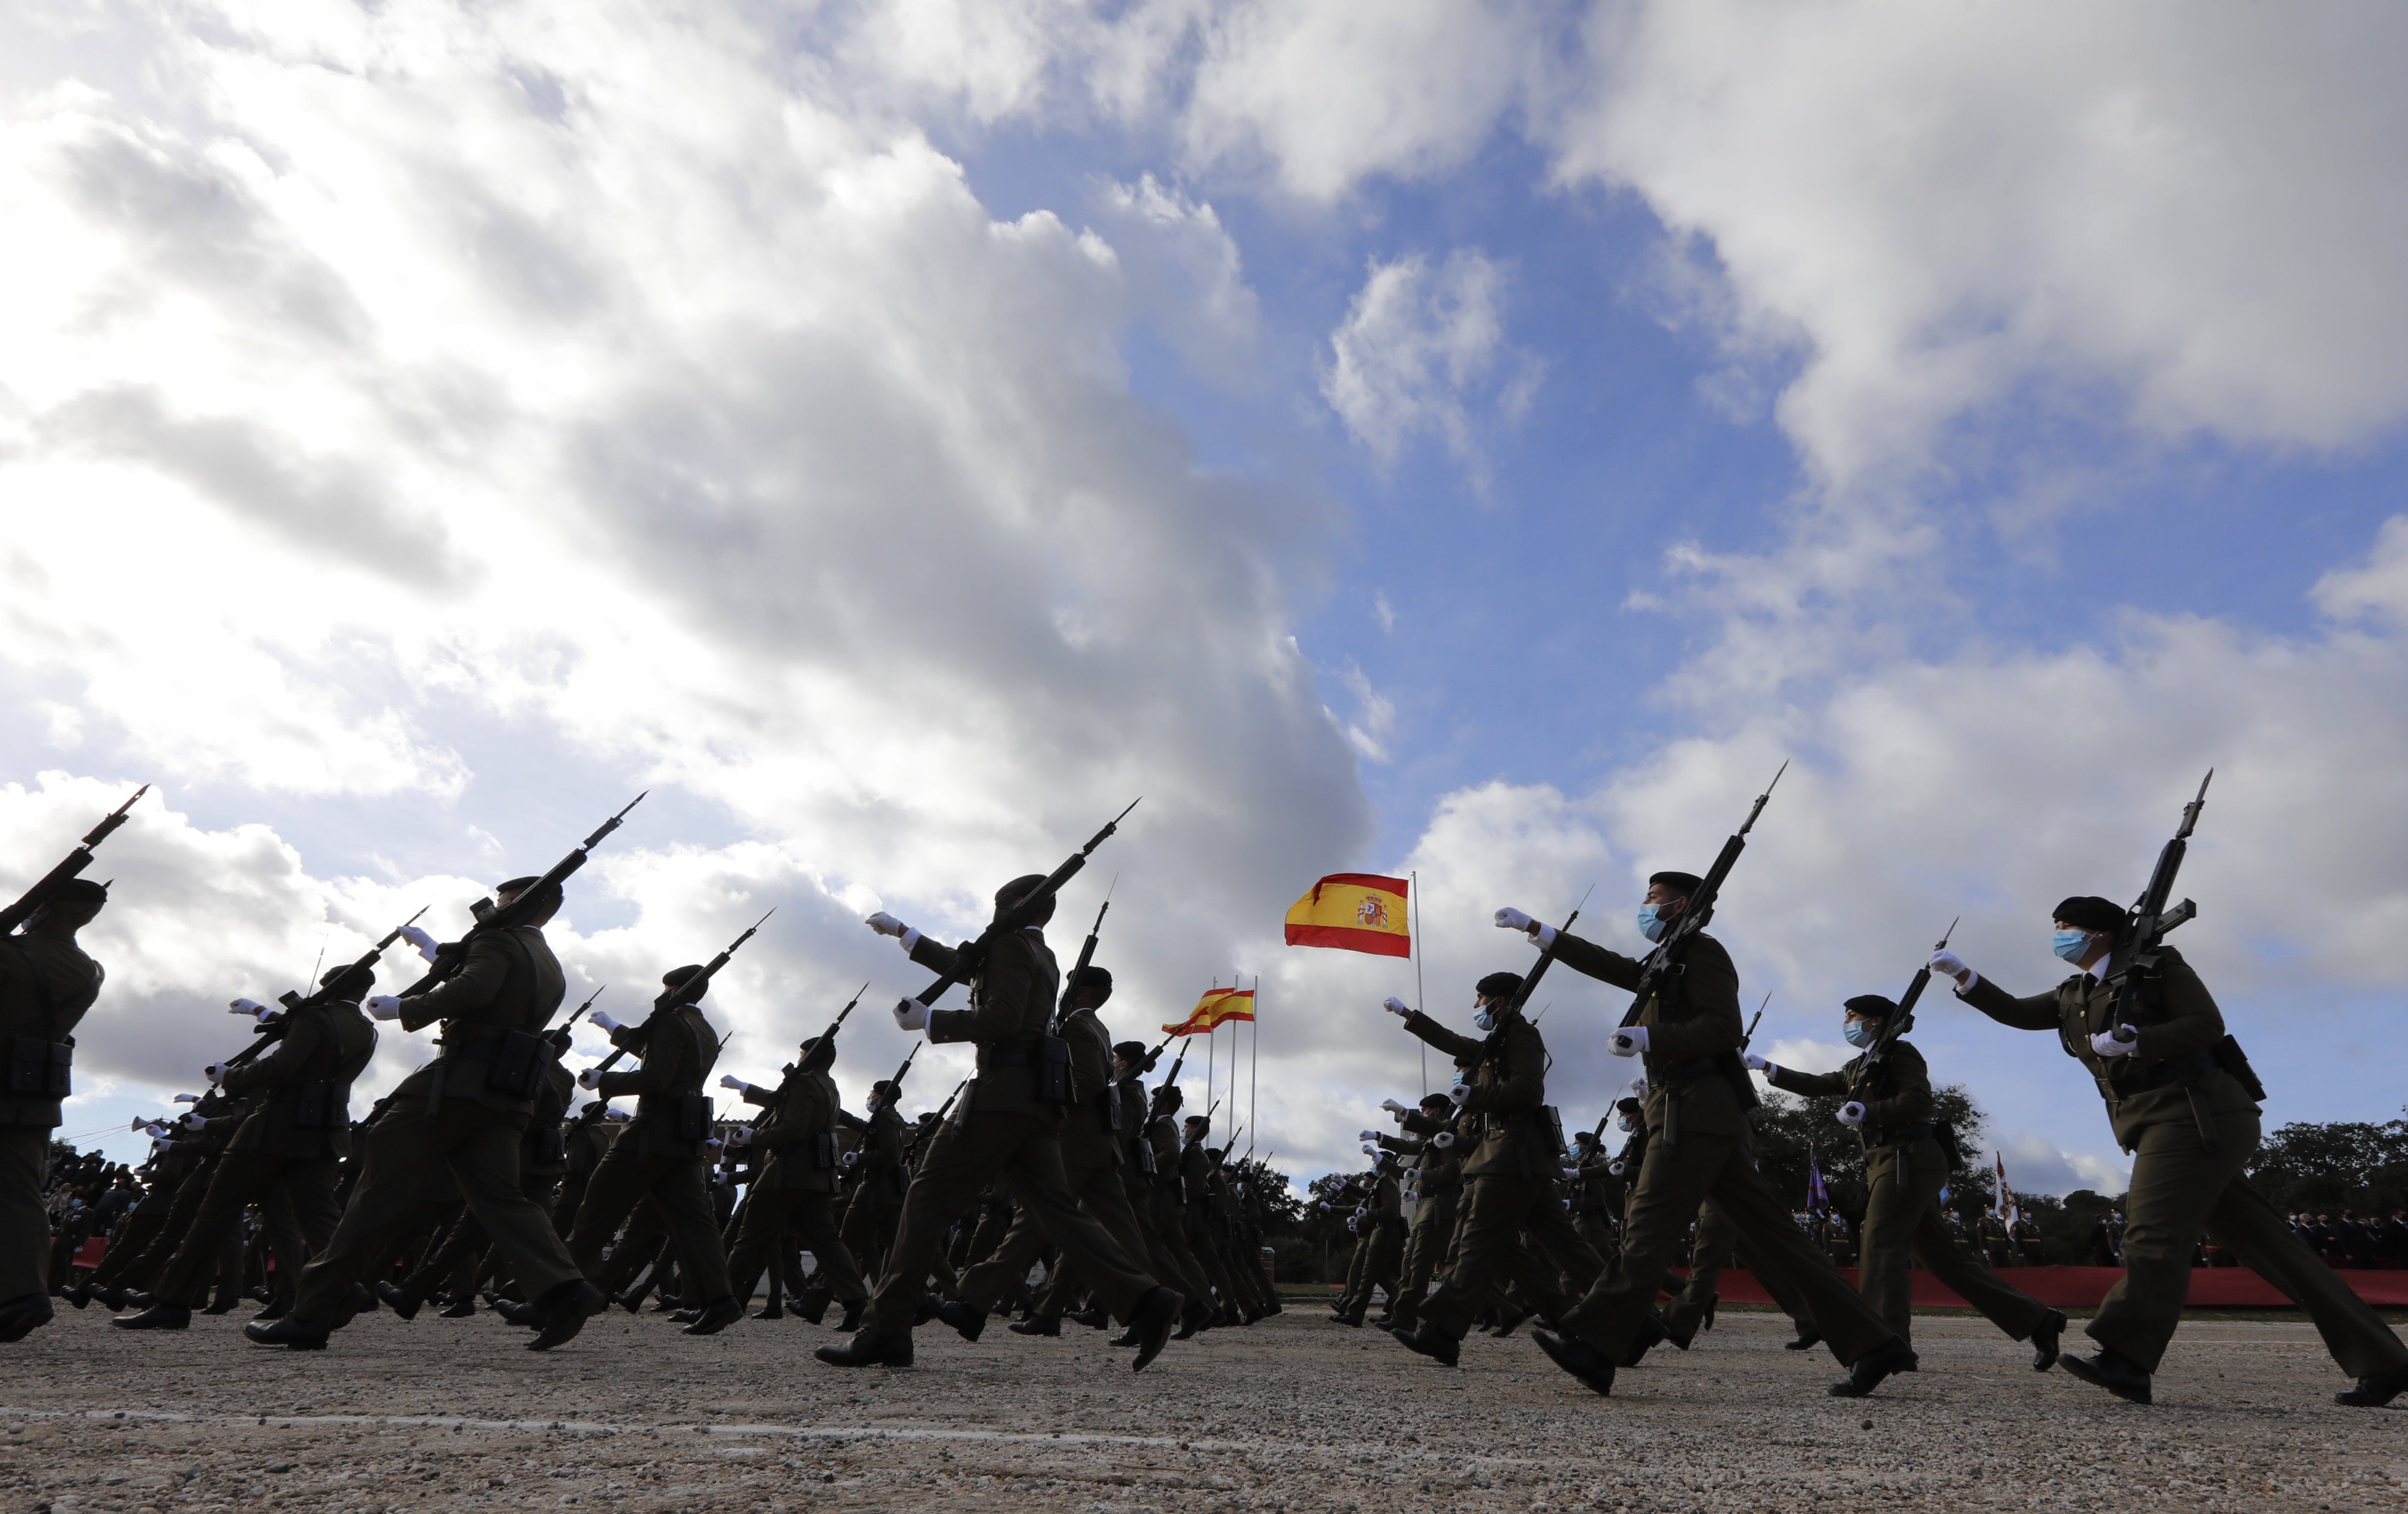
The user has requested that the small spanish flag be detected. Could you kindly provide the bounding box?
[1164,986,1256,1037]
[1283,873,1410,958]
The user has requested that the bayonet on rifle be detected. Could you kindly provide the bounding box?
[901,800,1139,1012]
[1,784,147,934]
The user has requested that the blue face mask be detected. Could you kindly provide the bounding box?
[1473,1004,1498,1033]
[1636,904,1670,944]
[2052,928,2094,965]
[1842,1019,1874,1049]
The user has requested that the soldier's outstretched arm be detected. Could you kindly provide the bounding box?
[1764,1064,1848,1100]
[1399,1009,1481,1061]
[1547,930,1643,990]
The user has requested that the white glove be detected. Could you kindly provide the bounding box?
[2090,1026,2139,1058]
[589,1009,621,1033]
[605,1109,630,1123]
[1358,1128,1379,1143]
[1494,906,1535,935]
[865,911,907,938]
[203,1063,228,1085]
[1744,1052,1773,1074]
[400,923,440,963]
[229,998,265,1016]
[1930,950,1973,989]
[181,1113,206,1129]
[1317,1201,1331,1212]
[1608,1159,1627,1176]
[174,1092,200,1103]
[578,1067,604,1090]
[894,996,930,1032]
[1346,1217,1358,1233]
[841,1150,860,1168]
[142,1122,167,1138]
[728,1126,754,1147]
[366,995,402,1022]
[705,1137,724,1150]
[1431,1130,1455,1149]
[1448,1083,1471,1107]
[1838,1101,1866,1127]
[1360,1144,1378,1159]
[718,1074,746,1091]
[1609,1026,1649,1058]
[1562,1167,1581,1180]
[1381,996,1410,1018]
[1381,1098,1411,1117]
[1354,1203,1369,1216]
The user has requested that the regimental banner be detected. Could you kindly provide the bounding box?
[1164,986,1256,1037]
[1283,873,1410,958]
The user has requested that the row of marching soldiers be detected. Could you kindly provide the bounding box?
[1,790,1247,1366]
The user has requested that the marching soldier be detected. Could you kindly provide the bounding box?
[112,963,380,1329]
[1334,1147,1405,1327]
[1567,1130,1621,1258]
[1373,1092,1464,1335]
[1496,881,1914,1398]
[566,968,741,1335]
[1938,895,2408,1406]
[0,878,107,1344]
[818,882,1182,1369]
[248,876,601,1351]
[720,1028,870,1327]
[1748,994,2066,1369]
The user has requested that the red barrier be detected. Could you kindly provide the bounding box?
[72,1237,107,1269]
[1689,1266,2408,1309]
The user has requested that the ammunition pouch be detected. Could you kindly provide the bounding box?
[287,1079,345,1131]
[1135,1140,1158,1176]
[1033,1034,1073,1105]
[3,1037,72,1100]
[431,1026,548,1103]
[2214,1034,2268,1103]
[813,1132,838,1170]
[1095,1087,1122,1134]
[636,1092,716,1145]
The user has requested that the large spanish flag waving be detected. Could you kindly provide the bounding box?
[1164,986,1256,1037]
[1284,873,1411,958]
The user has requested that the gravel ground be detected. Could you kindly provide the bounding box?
[5,1302,2405,1512]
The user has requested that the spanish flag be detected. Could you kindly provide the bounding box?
[1164,986,1256,1037]
[1283,873,1411,958]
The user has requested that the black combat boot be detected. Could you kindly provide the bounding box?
[528,1281,608,1351]
[111,1303,192,1330]
[934,1299,987,1342]
[0,1294,53,1343]
[1618,1311,1669,1368]
[492,1295,543,1327]
[1829,1337,1919,1398]
[754,1299,785,1321]
[2029,1309,2066,1372]
[682,1296,744,1336]
[243,1315,330,1350]
[375,1281,425,1321]
[815,1329,914,1368]
[1532,1328,1615,1395]
[2337,1362,2408,1407]
[1394,1321,1460,1368]
[1128,1287,1184,1372]
[59,1285,91,1310]
[252,1294,293,1322]
[795,1289,829,1324]
[1782,1325,1822,1351]
[1065,1305,1110,1330]
[1008,1313,1062,1337]
[836,1298,866,1332]
[2060,1346,2151,1404]
[438,1296,477,1318]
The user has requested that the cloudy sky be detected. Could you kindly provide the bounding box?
[8,0,2407,1197]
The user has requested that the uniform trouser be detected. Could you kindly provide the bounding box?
[1576,1210,1617,1261]
[2092,1109,2408,1377]
[1420,1174,1606,1341]
[727,1186,866,1305]
[1345,1224,1405,1317]
[292,1097,582,1326]
[115,1159,232,1290]
[1665,1199,1817,1336]
[550,1174,589,1238]
[963,1153,1150,1315]
[88,1177,183,1287]
[864,1112,1158,1336]
[1858,1143,2048,1345]
[1036,1170,1174,1314]
[1558,1130,1896,1368]
[1142,1189,1214,1302]
[154,1150,341,1309]
[569,1146,733,1305]
[599,1200,665,1296]
[1186,1213,1243,1308]
[1388,1190,1460,1330]
[407,1166,557,1296]
[0,1126,52,1306]
[836,1178,901,1278]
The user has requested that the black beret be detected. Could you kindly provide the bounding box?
[662,965,707,989]
[1153,1083,1183,1107]
[1649,870,1704,896]
[871,1080,898,1098]
[1842,994,1899,1020]
[1419,1092,1453,1110]
[1112,1040,1150,1065]
[2053,896,2125,933]
[1070,965,1114,996]
[1573,1130,1598,1144]
[320,962,376,1000]
[994,874,1056,926]
[50,878,109,905]
[1475,971,1524,999]
[1183,1113,1210,1130]
[498,876,542,893]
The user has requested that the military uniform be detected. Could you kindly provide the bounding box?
[0,927,103,1332]
[849,927,1164,1342]
[1547,929,1904,1371]
[724,1043,869,1310]
[567,999,734,1309]
[284,925,586,1331]
[142,995,378,1312]
[1378,1120,1462,1332]
[1961,948,2408,1382]
[834,1099,909,1276]
[1766,1040,2051,1347]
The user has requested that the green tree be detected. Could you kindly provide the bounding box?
[1746,1083,1996,1228]
[2247,1113,2408,1216]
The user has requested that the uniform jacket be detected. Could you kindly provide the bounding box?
[220,999,378,1161]
[521,1058,576,1177]
[1767,1038,1946,1179]
[744,1067,844,1193]
[910,928,1060,1118]
[1054,1007,1122,1172]
[1958,945,2253,1149]
[394,927,567,1114]
[596,1003,722,1158]
[1400,1010,1554,1178]
[1553,929,1747,1140]
[0,933,104,1128]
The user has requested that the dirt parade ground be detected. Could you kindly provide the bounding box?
[5,1303,2406,1513]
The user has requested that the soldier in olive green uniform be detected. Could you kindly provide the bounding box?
[1388,972,1605,1366]
[1751,994,2063,1366]
[1335,1148,1405,1326]
[1498,879,1914,1398]
[249,876,599,1351]
[114,964,381,1329]
[723,1030,870,1320]
[1132,1071,1214,1332]
[1568,1131,1621,1258]
[0,878,107,1344]
[1374,1094,1462,1333]
[568,968,741,1335]
[819,880,1182,1369]
[1941,894,2408,1407]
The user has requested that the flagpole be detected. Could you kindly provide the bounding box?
[1250,974,1259,1156]
[1410,870,1426,1096]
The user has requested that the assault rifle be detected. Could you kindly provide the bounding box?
[222,907,430,1070]
[904,1078,969,1162]
[396,792,644,1001]
[888,1040,921,1091]
[585,909,773,1079]
[1054,887,1115,1032]
[1,784,146,933]
[898,800,1138,1016]
[1847,921,1953,1103]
